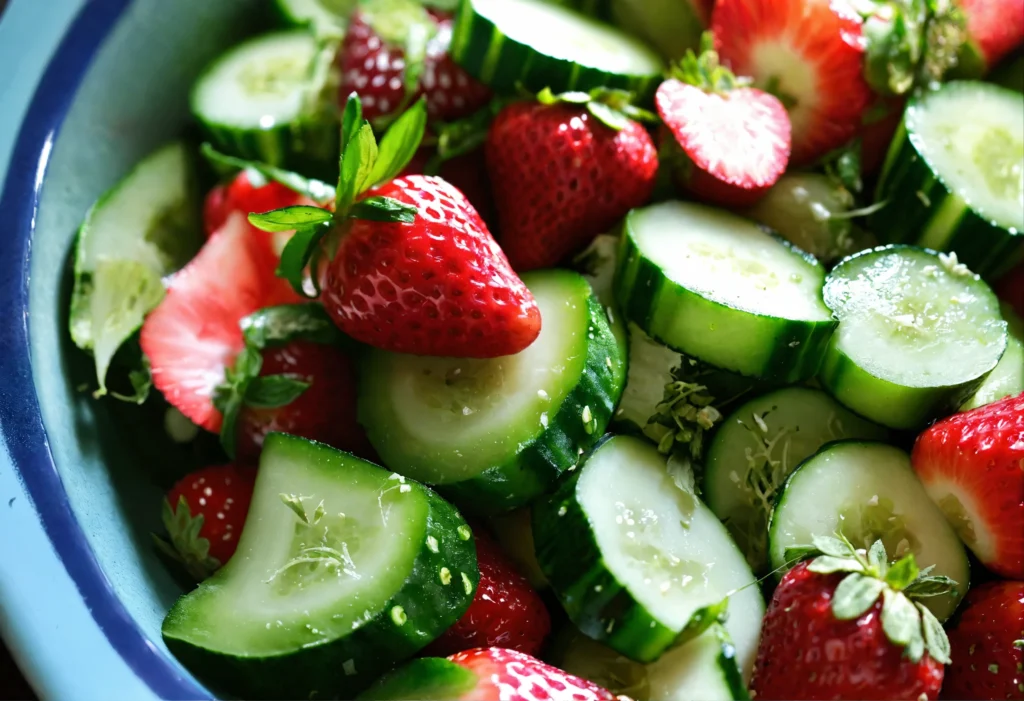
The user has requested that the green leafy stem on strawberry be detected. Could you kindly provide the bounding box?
[785,533,955,664]
[249,93,428,297]
[214,303,350,458]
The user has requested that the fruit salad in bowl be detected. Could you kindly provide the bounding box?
[3,0,1023,698]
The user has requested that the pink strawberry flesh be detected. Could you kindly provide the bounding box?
[140,213,301,432]
[657,78,791,206]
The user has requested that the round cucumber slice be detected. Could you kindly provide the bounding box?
[274,0,351,33]
[871,81,1024,280]
[534,435,764,668]
[704,387,888,573]
[616,201,836,382]
[359,270,626,515]
[162,434,477,698]
[821,245,1007,429]
[768,440,970,621]
[191,31,337,169]
[450,0,664,97]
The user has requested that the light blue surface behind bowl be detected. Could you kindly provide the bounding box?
[0,0,271,697]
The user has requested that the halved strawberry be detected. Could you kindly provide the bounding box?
[338,1,491,123]
[712,0,872,165]
[140,213,301,432]
[911,392,1024,579]
[958,0,1024,75]
[156,463,257,580]
[424,534,551,657]
[656,40,791,206]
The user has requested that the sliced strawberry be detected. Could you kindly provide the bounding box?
[712,0,872,165]
[657,78,791,206]
[860,96,906,176]
[203,170,310,238]
[911,392,1024,579]
[320,174,541,358]
[424,535,550,658]
[157,463,256,580]
[959,0,1024,74]
[941,581,1024,701]
[366,648,617,701]
[485,94,658,271]
[140,213,301,432]
[235,339,373,464]
[338,4,491,123]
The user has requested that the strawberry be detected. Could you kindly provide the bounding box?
[140,213,301,432]
[253,96,541,359]
[941,581,1024,701]
[366,648,617,701]
[424,534,551,658]
[156,464,257,580]
[203,170,310,238]
[485,90,658,271]
[957,0,1024,76]
[860,97,906,176]
[996,263,1024,319]
[656,36,791,207]
[911,392,1024,579]
[712,0,872,166]
[338,0,491,123]
[218,304,373,464]
[751,536,952,701]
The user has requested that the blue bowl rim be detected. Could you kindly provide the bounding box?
[0,0,210,698]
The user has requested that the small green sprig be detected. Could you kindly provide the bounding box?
[536,86,657,132]
[785,534,955,664]
[669,31,752,94]
[249,94,428,297]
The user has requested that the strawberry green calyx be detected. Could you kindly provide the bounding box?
[153,496,221,581]
[214,304,348,457]
[855,0,967,96]
[669,31,752,95]
[787,534,955,664]
[248,94,427,297]
[536,86,657,132]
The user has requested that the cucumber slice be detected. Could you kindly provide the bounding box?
[574,232,621,308]
[69,141,202,398]
[533,435,764,666]
[768,441,970,620]
[820,245,1007,429]
[743,173,875,265]
[587,0,706,61]
[616,201,836,382]
[704,387,889,573]
[191,31,338,170]
[359,270,626,515]
[553,623,749,701]
[162,434,478,698]
[872,81,1024,280]
[274,0,351,34]
[961,303,1024,410]
[450,0,664,98]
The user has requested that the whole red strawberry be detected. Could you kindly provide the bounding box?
[157,464,257,580]
[235,339,372,465]
[656,38,791,207]
[363,648,617,701]
[912,392,1024,579]
[425,534,551,657]
[958,0,1024,76]
[713,0,872,166]
[941,581,1024,700]
[254,96,541,359]
[752,536,951,700]
[338,2,491,123]
[486,91,658,271]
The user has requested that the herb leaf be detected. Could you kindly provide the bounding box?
[337,123,379,214]
[349,196,418,223]
[276,222,333,298]
[241,303,349,350]
[245,375,311,409]
[369,97,428,186]
[248,206,333,232]
[200,143,336,204]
